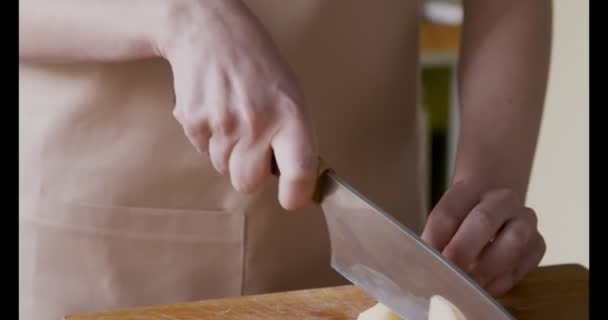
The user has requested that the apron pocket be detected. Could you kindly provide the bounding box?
[20,197,245,319]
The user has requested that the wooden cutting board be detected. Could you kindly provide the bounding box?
[65,264,588,320]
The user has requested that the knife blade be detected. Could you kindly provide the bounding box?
[270,157,513,319]
[316,169,514,320]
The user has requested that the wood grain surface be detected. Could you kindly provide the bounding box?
[65,264,588,320]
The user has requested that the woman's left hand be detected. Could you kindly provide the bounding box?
[421,180,546,297]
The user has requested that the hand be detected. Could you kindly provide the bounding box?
[421,181,546,296]
[158,0,317,210]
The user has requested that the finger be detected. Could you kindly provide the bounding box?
[470,210,537,285]
[442,190,519,272]
[271,120,318,211]
[421,181,480,251]
[228,140,272,194]
[177,111,212,154]
[208,134,238,175]
[484,234,546,297]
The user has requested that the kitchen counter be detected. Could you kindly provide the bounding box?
[65,264,589,320]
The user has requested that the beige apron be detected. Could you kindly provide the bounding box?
[19,1,426,319]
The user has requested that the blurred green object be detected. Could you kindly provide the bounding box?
[422,67,451,132]
[421,66,453,207]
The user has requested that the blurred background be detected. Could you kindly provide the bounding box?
[420,0,588,267]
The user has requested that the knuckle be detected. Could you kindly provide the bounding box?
[504,228,529,252]
[472,208,499,231]
[430,210,461,234]
[184,119,210,140]
[278,93,306,118]
[524,207,539,227]
[173,102,200,125]
[211,111,237,135]
[177,108,205,129]
[492,188,518,203]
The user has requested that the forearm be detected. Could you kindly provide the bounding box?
[452,0,552,200]
[19,0,175,63]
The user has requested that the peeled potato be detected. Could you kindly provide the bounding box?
[357,303,402,320]
[356,295,466,320]
[428,295,466,320]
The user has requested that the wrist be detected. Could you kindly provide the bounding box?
[450,171,528,204]
[149,0,192,59]
[450,139,533,203]
[109,0,183,60]
[153,0,249,60]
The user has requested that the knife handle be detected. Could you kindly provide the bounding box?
[270,153,330,204]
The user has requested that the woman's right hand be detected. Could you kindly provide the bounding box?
[156,0,318,210]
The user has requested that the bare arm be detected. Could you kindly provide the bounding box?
[18,0,170,62]
[452,0,552,199]
[422,0,552,296]
[19,0,319,210]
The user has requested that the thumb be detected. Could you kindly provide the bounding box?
[271,120,318,211]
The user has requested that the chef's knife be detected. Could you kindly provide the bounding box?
[271,158,513,320]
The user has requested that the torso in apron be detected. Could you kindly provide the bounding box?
[19,1,425,319]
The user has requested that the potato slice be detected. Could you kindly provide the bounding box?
[428,295,467,320]
[357,303,402,320]
[356,295,466,320]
